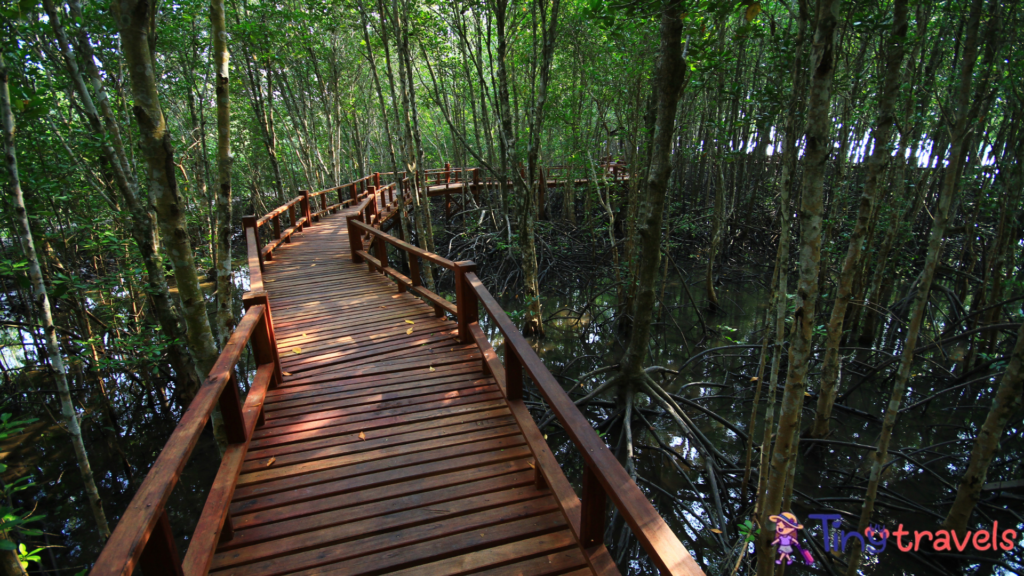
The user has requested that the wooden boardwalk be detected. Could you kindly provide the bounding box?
[209,214,599,575]
[91,172,703,576]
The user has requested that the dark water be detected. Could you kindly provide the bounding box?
[4,267,1021,575]
[483,274,1023,576]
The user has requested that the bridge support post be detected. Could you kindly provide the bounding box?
[242,216,264,274]
[301,190,312,224]
[139,510,184,576]
[366,186,378,226]
[218,372,246,443]
[243,291,284,390]
[346,214,364,264]
[289,204,299,235]
[375,234,388,277]
[505,346,522,401]
[580,463,608,549]
[454,261,478,344]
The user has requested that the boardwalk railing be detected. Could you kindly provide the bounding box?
[90,294,283,576]
[242,174,407,278]
[90,175,404,576]
[91,165,674,576]
[345,212,705,576]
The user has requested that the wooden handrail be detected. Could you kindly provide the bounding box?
[90,299,282,576]
[340,215,706,576]
[255,195,303,227]
[463,272,703,576]
[348,218,455,271]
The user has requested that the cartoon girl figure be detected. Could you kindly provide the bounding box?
[769,512,814,565]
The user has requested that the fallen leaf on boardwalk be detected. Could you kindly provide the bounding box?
[265,457,276,467]
[301,332,307,337]
[282,371,292,376]
[528,462,536,469]
[405,319,415,324]
[710,528,723,534]
[358,431,366,441]
[406,327,414,334]
[429,366,435,372]
[379,305,386,308]
[311,264,316,267]
[292,347,302,354]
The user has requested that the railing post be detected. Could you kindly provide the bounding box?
[367,186,379,225]
[375,234,388,275]
[444,162,451,183]
[301,190,312,224]
[347,213,364,264]
[218,372,246,444]
[242,215,264,274]
[505,345,522,401]
[473,168,480,202]
[454,262,478,344]
[579,463,607,549]
[289,203,299,234]
[139,510,183,576]
[350,182,358,203]
[243,292,283,389]
[374,172,380,188]
[409,252,421,288]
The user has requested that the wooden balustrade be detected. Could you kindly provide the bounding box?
[90,297,282,576]
[342,218,706,576]
[95,166,655,575]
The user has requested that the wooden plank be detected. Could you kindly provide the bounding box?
[237,423,520,487]
[229,445,534,517]
[232,457,534,533]
[247,398,510,451]
[233,435,527,502]
[212,486,553,571]
[384,532,584,576]
[251,388,503,441]
[212,505,565,576]
[243,407,510,466]
[261,369,490,412]
[262,363,486,403]
[261,378,499,422]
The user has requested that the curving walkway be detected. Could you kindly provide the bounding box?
[208,211,605,575]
